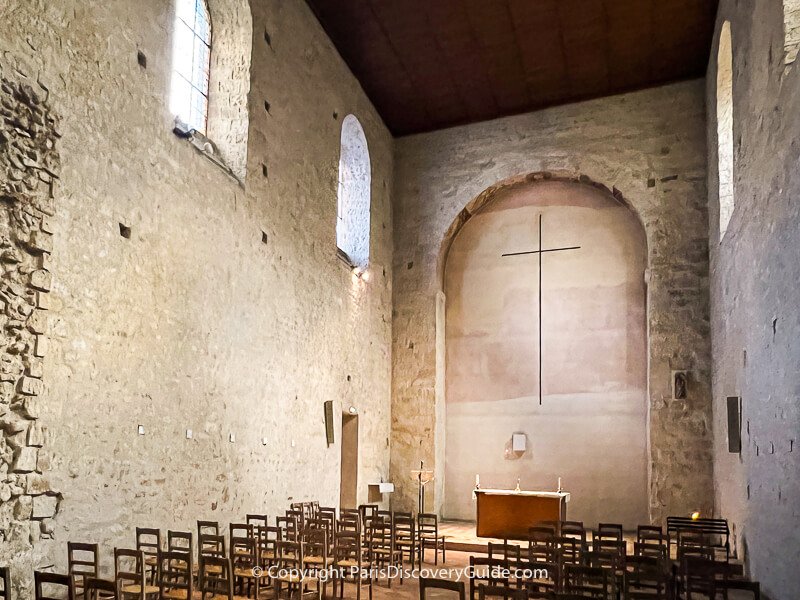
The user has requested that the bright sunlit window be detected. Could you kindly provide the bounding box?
[170,0,212,133]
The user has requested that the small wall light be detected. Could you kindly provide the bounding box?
[691,511,701,521]
[348,406,358,415]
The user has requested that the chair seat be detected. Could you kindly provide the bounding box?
[121,584,160,595]
[336,560,371,569]
[161,589,190,600]
[203,594,251,600]
[303,556,332,565]
[260,551,275,560]
[274,573,316,584]
[144,557,158,566]
[233,568,257,579]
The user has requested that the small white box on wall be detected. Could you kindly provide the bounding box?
[512,433,527,452]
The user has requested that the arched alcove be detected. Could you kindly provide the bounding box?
[440,176,649,528]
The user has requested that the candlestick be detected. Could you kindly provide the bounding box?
[475,474,480,488]
[557,477,562,492]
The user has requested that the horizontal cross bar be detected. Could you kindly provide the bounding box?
[502,245,581,257]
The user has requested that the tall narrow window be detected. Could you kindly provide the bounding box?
[336,115,371,270]
[170,0,212,133]
[717,21,734,240]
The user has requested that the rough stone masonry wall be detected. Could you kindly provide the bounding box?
[0,0,393,593]
[391,81,714,523]
[0,62,60,586]
[706,3,800,598]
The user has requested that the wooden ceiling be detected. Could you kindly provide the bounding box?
[306,0,718,136]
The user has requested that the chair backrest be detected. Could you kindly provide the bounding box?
[358,504,378,525]
[588,539,626,571]
[35,571,74,600]
[167,531,193,555]
[557,537,584,567]
[198,533,226,561]
[245,514,269,530]
[229,523,254,544]
[418,513,439,536]
[637,525,664,545]
[560,521,586,544]
[634,541,667,560]
[513,559,558,598]
[68,542,100,591]
[114,548,146,595]
[197,521,219,538]
[276,516,299,541]
[158,550,193,600]
[488,542,521,563]
[135,528,161,562]
[84,577,117,600]
[596,523,623,541]
[198,555,233,600]
[626,555,668,598]
[527,526,556,562]
[334,531,362,565]
[419,577,466,600]
[666,516,729,558]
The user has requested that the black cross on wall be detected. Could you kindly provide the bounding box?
[501,214,581,405]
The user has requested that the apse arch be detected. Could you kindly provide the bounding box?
[434,172,651,527]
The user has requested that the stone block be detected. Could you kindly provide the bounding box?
[33,335,48,358]
[27,310,48,334]
[13,494,32,519]
[26,359,44,379]
[19,377,43,396]
[12,446,38,472]
[35,292,51,310]
[40,216,54,234]
[26,422,45,447]
[19,397,41,419]
[28,231,53,254]
[29,270,51,292]
[25,473,50,495]
[31,494,58,519]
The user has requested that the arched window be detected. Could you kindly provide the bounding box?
[716,21,734,240]
[784,1,800,64]
[170,0,212,134]
[337,115,371,270]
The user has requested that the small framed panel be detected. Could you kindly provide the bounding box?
[727,396,741,453]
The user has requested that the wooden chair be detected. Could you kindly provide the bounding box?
[681,555,727,600]
[68,542,101,599]
[157,551,193,600]
[393,512,417,565]
[35,571,74,600]
[257,525,282,569]
[230,536,259,599]
[625,555,669,599]
[368,517,403,587]
[418,513,447,566]
[135,529,161,585]
[556,537,584,569]
[198,555,242,600]
[477,585,527,600]
[303,528,331,598]
[334,531,372,600]
[115,548,159,600]
[358,504,378,527]
[198,534,226,577]
[419,577,465,599]
[84,578,117,600]
[636,525,664,546]
[560,523,586,547]
[272,541,316,600]
[528,526,557,564]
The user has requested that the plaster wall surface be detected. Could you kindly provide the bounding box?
[0,0,393,590]
[706,3,800,598]
[443,181,648,528]
[391,81,713,523]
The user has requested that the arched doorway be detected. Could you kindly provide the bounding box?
[442,177,649,528]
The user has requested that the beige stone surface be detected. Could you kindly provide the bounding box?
[707,3,800,598]
[0,0,394,592]
[390,82,714,523]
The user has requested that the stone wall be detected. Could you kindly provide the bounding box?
[0,0,393,591]
[0,61,60,592]
[707,3,800,598]
[390,81,713,523]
